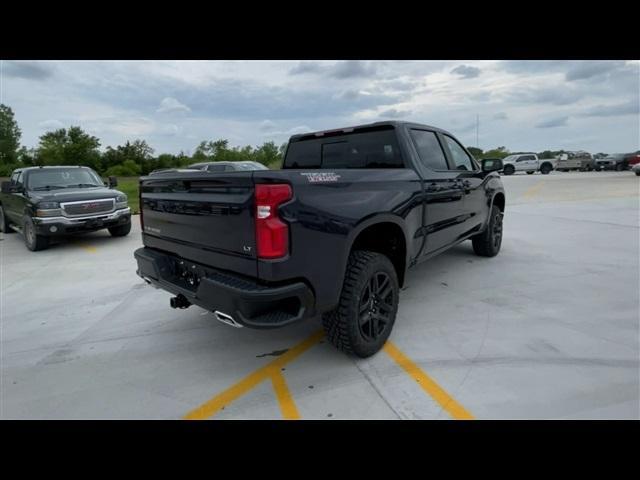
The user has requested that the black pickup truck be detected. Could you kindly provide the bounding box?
[0,166,131,251]
[134,121,505,357]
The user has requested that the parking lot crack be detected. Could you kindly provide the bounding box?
[353,360,403,419]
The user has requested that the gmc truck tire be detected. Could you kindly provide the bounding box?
[0,205,14,233]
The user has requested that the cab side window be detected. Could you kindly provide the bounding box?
[16,171,24,187]
[443,135,476,171]
[409,129,449,171]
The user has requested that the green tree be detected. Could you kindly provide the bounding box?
[38,126,101,170]
[100,139,155,174]
[18,146,38,166]
[253,141,280,166]
[0,104,22,165]
[105,159,141,177]
[466,146,483,158]
[481,146,510,159]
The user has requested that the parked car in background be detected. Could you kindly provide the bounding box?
[624,152,640,168]
[556,151,595,172]
[0,166,131,251]
[595,154,627,171]
[501,153,554,175]
[187,161,270,172]
[150,161,270,176]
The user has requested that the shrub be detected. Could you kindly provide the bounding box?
[105,160,141,177]
[0,163,20,177]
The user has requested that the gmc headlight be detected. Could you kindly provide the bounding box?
[115,194,128,209]
[36,202,61,217]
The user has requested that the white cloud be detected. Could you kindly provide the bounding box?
[1,60,638,154]
[156,97,191,114]
[259,119,276,131]
[38,119,64,130]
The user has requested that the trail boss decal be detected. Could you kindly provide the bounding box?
[300,172,341,183]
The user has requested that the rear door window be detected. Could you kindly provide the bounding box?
[443,135,477,171]
[409,129,449,171]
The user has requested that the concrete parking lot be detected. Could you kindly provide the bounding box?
[1,171,639,419]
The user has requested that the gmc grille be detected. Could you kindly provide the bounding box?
[62,199,115,217]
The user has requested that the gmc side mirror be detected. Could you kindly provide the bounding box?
[482,159,503,173]
[108,176,118,188]
[1,181,15,193]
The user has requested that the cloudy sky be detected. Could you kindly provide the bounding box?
[1,60,638,155]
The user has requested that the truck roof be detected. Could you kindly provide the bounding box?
[289,120,453,141]
[10,165,90,173]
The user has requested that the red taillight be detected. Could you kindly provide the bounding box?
[255,183,292,259]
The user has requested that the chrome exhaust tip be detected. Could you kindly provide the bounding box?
[214,310,243,328]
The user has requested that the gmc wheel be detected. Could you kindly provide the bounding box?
[108,221,131,237]
[0,204,15,233]
[322,250,399,358]
[23,216,49,251]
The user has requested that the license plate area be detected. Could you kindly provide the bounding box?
[168,258,204,291]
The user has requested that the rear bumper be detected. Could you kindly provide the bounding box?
[134,246,315,329]
[33,208,131,235]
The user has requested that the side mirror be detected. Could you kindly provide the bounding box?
[1,181,16,194]
[482,159,503,173]
[108,176,118,188]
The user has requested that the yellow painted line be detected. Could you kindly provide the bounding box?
[269,369,301,419]
[184,366,269,420]
[522,181,545,199]
[383,341,474,420]
[80,245,97,253]
[183,330,324,420]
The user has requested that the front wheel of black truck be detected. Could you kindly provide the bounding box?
[322,250,399,358]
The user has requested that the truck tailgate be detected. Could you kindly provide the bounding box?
[139,172,257,277]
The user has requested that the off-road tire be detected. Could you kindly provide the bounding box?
[23,216,49,251]
[472,205,503,257]
[322,250,399,358]
[540,163,552,175]
[503,165,515,175]
[0,204,14,233]
[108,222,131,237]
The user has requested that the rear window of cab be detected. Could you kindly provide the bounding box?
[284,126,404,169]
